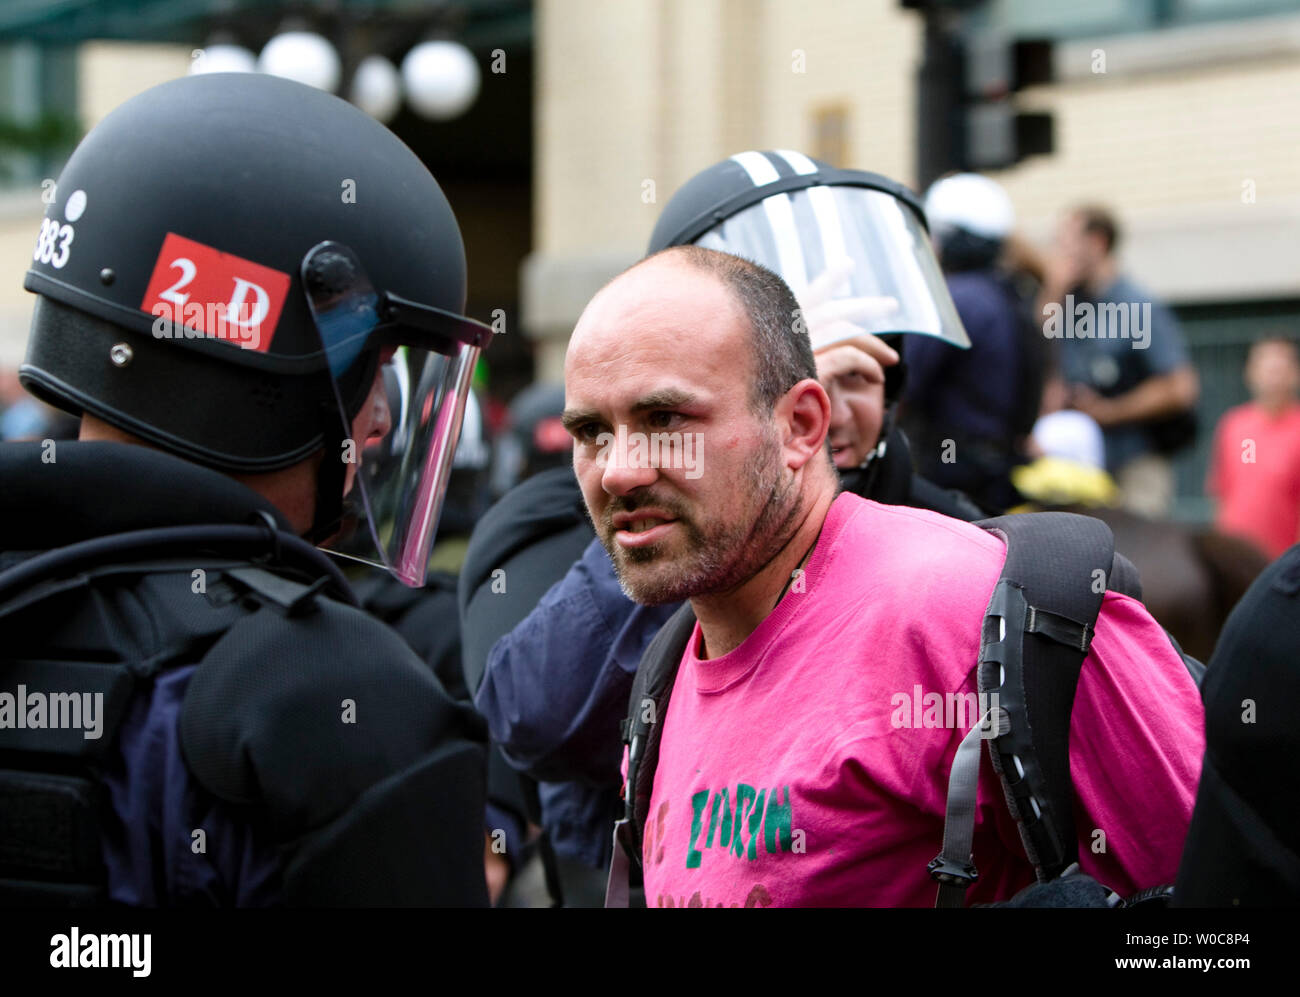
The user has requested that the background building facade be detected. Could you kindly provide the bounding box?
[526,0,1300,519]
[0,0,1297,519]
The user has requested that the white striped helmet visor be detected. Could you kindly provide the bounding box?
[694,166,969,352]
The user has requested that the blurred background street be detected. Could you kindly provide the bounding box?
[1,0,1298,526]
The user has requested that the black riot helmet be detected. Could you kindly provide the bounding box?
[21,72,493,586]
[648,149,969,411]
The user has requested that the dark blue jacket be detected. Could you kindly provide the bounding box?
[473,533,676,866]
[904,269,1028,446]
[477,537,677,789]
[102,664,282,904]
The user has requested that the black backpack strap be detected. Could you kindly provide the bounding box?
[933,512,1115,906]
[606,602,696,907]
[223,566,332,617]
[1107,551,1143,602]
[0,522,356,611]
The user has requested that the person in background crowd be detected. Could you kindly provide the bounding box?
[1010,410,1120,510]
[1206,336,1300,560]
[489,381,572,498]
[903,173,1045,511]
[1039,205,1199,519]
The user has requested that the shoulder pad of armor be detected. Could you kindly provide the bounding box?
[178,594,485,827]
[178,593,490,903]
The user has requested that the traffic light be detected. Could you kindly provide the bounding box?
[961,33,1054,171]
[906,0,1056,185]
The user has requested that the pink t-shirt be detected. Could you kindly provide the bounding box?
[1207,402,1300,559]
[642,493,1205,907]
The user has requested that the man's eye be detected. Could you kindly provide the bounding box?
[572,423,603,444]
[646,411,681,430]
[838,371,868,388]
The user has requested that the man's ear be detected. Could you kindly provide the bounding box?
[775,377,831,472]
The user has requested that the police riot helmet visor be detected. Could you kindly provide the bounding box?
[301,241,490,587]
[693,185,970,351]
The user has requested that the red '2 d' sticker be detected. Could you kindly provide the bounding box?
[140,232,291,352]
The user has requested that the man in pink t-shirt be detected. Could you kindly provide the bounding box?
[564,246,1204,907]
[1207,337,1300,559]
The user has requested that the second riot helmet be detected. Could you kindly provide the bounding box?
[648,149,969,407]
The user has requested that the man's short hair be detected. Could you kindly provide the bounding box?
[1250,334,1300,361]
[1074,204,1120,255]
[645,245,815,414]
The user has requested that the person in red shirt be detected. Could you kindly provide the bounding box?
[1207,337,1300,559]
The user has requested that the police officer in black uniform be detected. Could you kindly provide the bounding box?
[0,72,493,906]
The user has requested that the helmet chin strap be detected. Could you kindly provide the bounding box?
[851,403,895,495]
[307,349,383,546]
[308,397,348,544]
[853,355,907,490]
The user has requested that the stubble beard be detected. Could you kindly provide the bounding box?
[597,429,803,605]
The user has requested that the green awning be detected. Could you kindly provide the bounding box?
[0,0,532,51]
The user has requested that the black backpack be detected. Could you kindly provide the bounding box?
[0,522,489,907]
[607,511,1204,907]
[0,522,347,905]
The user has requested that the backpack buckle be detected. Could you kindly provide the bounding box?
[928,854,979,887]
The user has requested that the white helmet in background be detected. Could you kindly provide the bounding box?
[1032,410,1106,471]
[923,173,1015,273]
[924,172,1015,241]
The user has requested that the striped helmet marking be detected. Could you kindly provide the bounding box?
[726,151,808,291]
[729,150,780,186]
[772,149,820,175]
[772,150,849,290]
